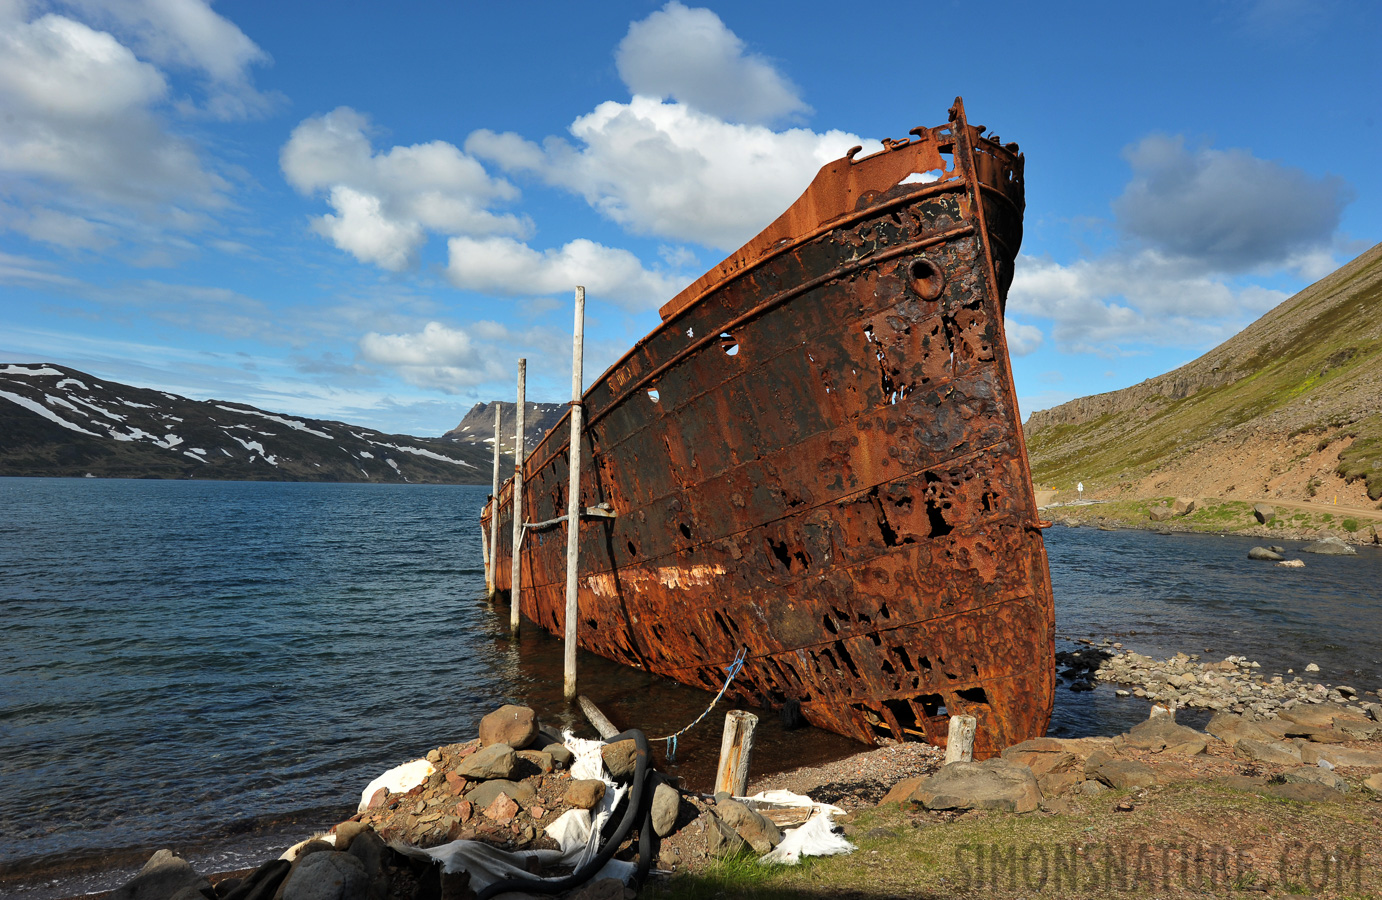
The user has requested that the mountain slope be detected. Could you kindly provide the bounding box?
[1024,241,1382,506]
[442,400,567,460]
[0,364,491,483]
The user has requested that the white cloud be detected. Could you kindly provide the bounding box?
[1003,319,1044,357]
[281,107,529,270]
[0,11,226,206]
[467,96,874,251]
[0,203,115,250]
[614,2,808,125]
[312,187,424,272]
[1006,131,1348,361]
[0,4,240,259]
[1009,251,1290,352]
[1113,134,1350,272]
[358,321,517,393]
[0,249,86,287]
[445,236,689,311]
[60,0,279,119]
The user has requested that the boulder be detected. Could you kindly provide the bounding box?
[1038,771,1083,798]
[1336,718,1382,740]
[516,749,554,774]
[1264,781,1341,803]
[651,779,681,837]
[482,792,520,824]
[282,852,369,900]
[1248,547,1284,561]
[1301,746,1382,768]
[344,829,389,900]
[912,758,1041,814]
[1233,739,1302,766]
[1206,713,1274,747]
[479,705,539,749]
[1253,504,1275,524]
[1085,754,1157,790]
[1148,507,1174,522]
[564,779,606,810]
[1122,717,1209,755]
[879,775,928,807]
[110,850,213,900]
[1363,773,1382,794]
[1002,747,1081,777]
[465,778,535,809]
[543,742,575,768]
[1173,497,1197,516]
[1301,536,1357,556]
[712,798,782,853]
[331,821,367,852]
[705,811,747,857]
[218,859,290,900]
[1280,705,1351,729]
[600,739,639,781]
[455,743,516,780]
[1282,767,1351,792]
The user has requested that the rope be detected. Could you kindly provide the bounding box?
[648,647,748,760]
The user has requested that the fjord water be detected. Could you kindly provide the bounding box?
[2,479,1380,895]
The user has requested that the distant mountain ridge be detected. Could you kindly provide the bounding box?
[1024,241,1382,505]
[0,364,492,483]
[442,401,568,460]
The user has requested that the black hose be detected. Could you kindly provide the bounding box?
[476,728,654,900]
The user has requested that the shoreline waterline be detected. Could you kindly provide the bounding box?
[2,479,1380,897]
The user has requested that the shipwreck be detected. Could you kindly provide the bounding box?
[481,98,1054,759]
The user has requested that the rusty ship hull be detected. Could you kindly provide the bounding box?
[482,99,1054,758]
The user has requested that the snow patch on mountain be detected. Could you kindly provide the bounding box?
[217,406,333,440]
[0,390,101,435]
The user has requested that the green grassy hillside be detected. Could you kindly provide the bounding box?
[1024,242,1382,504]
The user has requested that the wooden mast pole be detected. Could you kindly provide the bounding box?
[509,360,526,634]
[563,287,585,700]
[487,403,501,598]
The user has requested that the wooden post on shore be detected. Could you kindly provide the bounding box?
[509,361,526,634]
[563,286,585,700]
[944,714,976,764]
[487,403,501,598]
[713,710,758,797]
[577,694,619,740]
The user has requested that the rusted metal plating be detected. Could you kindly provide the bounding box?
[482,98,1054,758]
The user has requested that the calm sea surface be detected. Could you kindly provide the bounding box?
[2,478,1380,896]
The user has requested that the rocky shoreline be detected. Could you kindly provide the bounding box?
[1058,644,1376,716]
[1043,497,1382,546]
[69,639,1382,900]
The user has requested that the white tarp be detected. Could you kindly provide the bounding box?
[735,789,854,866]
[357,759,435,813]
[388,732,636,891]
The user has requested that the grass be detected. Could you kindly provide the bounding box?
[1027,246,1382,496]
[1046,496,1381,535]
[1335,415,1382,501]
[648,780,1382,899]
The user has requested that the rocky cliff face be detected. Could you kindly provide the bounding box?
[442,401,568,460]
[0,364,491,483]
[1023,242,1382,505]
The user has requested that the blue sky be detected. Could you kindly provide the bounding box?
[2,0,1378,436]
